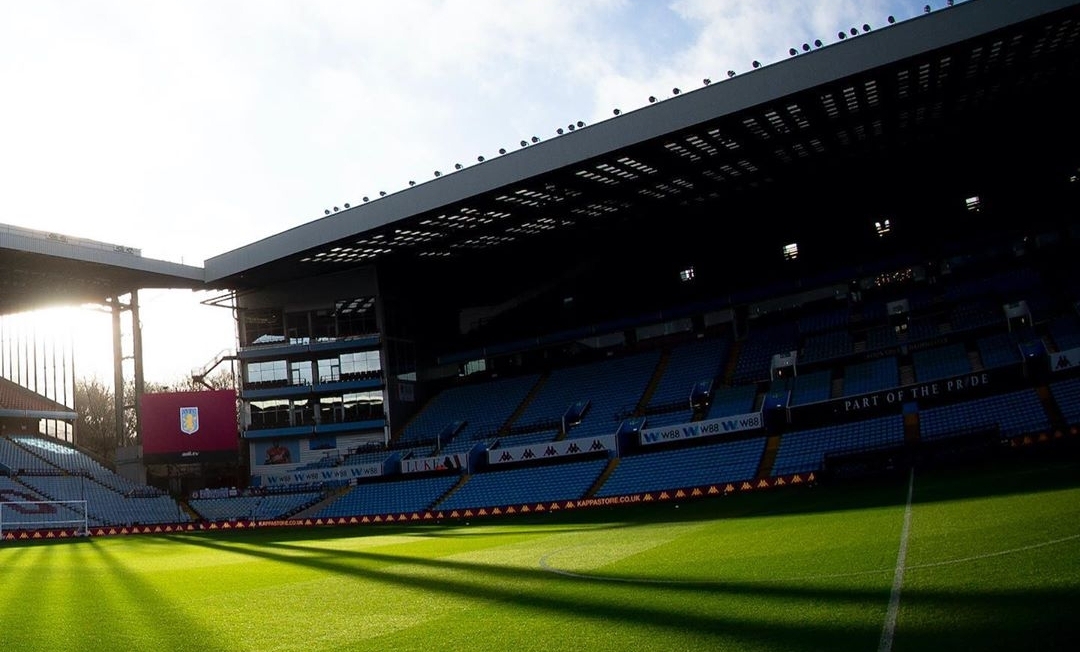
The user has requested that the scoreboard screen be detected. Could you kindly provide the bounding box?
[141,390,238,464]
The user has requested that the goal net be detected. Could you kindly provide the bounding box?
[0,500,89,538]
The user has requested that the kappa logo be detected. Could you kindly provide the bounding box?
[179,407,199,435]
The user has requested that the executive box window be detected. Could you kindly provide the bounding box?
[246,360,288,387]
[242,309,283,347]
[343,391,384,421]
[247,399,290,429]
[341,350,381,379]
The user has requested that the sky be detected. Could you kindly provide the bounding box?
[0,0,932,385]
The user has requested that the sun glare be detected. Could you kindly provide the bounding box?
[0,305,112,385]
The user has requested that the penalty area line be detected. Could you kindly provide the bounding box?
[878,465,915,652]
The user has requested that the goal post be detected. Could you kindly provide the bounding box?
[0,500,89,539]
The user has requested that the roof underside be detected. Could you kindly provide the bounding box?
[0,224,208,316]
[206,0,1080,290]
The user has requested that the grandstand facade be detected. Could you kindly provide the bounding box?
[3,0,1080,534]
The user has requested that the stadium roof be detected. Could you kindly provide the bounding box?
[3,0,1078,315]
[0,222,206,316]
[204,0,1080,289]
[0,377,77,420]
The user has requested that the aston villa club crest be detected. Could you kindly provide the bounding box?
[179,407,200,435]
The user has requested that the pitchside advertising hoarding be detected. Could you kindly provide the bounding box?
[141,390,239,464]
[638,412,763,445]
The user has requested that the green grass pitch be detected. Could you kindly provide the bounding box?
[2,453,1078,652]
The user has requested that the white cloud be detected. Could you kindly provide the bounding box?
[0,0,920,384]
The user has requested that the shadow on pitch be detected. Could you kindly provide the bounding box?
[84,539,232,652]
[163,528,1079,652]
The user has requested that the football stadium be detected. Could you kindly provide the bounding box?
[2,1,1080,650]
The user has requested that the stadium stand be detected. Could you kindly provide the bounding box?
[770,415,907,477]
[642,335,730,418]
[917,388,1051,443]
[842,357,900,397]
[189,491,323,521]
[594,438,766,498]
[3,0,1080,534]
[397,373,541,448]
[437,458,609,510]
[508,349,661,440]
[1,435,188,527]
[313,475,460,518]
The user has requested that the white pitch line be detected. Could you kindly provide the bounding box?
[540,532,1080,585]
[537,481,1080,588]
[907,533,1080,569]
[878,466,915,652]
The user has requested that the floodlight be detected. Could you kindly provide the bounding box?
[576,121,584,127]
[671,87,680,95]
[409,180,416,186]
[850,27,858,36]
[333,206,339,212]
[752,60,761,68]
[613,108,621,115]
[888,15,895,24]
[789,48,797,56]
[454,163,463,170]
[838,31,846,39]
[648,95,657,103]
[531,136,539,143]
[344,203,350,209]
[727,70,736,77]
[520,140,528,147]
[703,78,711,85]
[363,196,369,202]
[434,171,441,177]
[379,191,386,196]
[324,209,330,215]
[863,24,871,32]
[567,124,575,131]
[477,155,485,162]
[802,43,810,52]
[814,39,823,47]
[499,148,506,154]
[557,128,564,134]
[924,5,931,13]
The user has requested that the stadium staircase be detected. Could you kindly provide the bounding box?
[831,375,845,400]
[11,438,56,468]
[633,349,670,415]
[690,402,708,422]
[178,500,203,521]
[904,412,921,446]
[584,458,619,497]
[967,348,985,372]
[720,340,741,386]
[756,435,780,479]
[389,398,426,444]
[293,484,353,519]
[430,473,471,509]
[497,372,550,436]
[899,363,916,386]
[1035,384,1067,433]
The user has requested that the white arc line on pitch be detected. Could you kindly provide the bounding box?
[539,531,1080,585]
